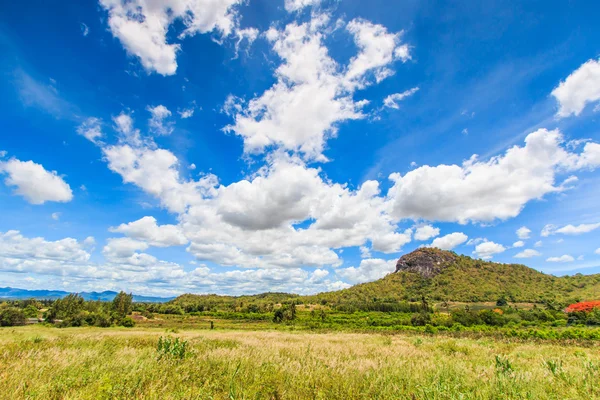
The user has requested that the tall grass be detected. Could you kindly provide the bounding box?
[0,325,599,399]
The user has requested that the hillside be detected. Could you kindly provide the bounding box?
[171,248,600,310]
[307,248,600,306]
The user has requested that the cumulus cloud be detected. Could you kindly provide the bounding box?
[110,216,188,247]
[552,58,600,117]
[541,222,600,236]
[336,258,396,284]
[429,232,468,250]
[0,231,90,262]
[99,0,244,75]
[513,241,524,248]
[473,241,506,260]
[284,0,322,12]
[546,254,574,263]
[596,248,600,255]
[51,212,61,221]
[414,224,439,241]
[514,249,541,258]
[383,87,419,109]
[387,129,600,224]
[225,15,411,161]
[147,105,174,135]
[516,226,531,239]
[0,158,73,204]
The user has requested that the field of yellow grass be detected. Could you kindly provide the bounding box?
[1,325,599,399]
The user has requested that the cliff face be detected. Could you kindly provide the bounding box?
[395,248,458,278]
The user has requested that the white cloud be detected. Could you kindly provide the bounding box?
[387,129,600,224]
[535,240,543,248]
[51,212,61,221]
[466,237,485,246]
[383,87,419,109]
[80,23,89,37]
[77,117,103,143]
[473,241,506,260]
[542,222,600,236]
[102,144,217,213]
[284,0,322,12]
[99,0,243,75]
[0,158,73,204]
[110,216,188,247]
[336,258,396,284]
[147,105,174,135]
[359,246,371,258]
[512,241,524,248]
[178,107,195,119]
[546,255,574,263]
[516,226,531,239]
[514,249,541,258]
[345,19,411,84]
[414,224,439,241]
[225,16,411,161]
[429,232,468,250]
[552,58,600,117]
[0,231,90,262]
[595,248,600,255]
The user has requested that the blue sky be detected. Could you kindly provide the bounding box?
[1,0,599,296]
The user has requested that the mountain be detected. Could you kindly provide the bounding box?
[0,287,174,303]
[171,248,600,310]
[308,248,600,305]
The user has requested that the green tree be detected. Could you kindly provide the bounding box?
[112,291,133,318]
[496,296,508,307]
[46,294,84,323]
[23,304,39,318]
[0,307,26,326]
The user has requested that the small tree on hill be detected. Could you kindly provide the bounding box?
[496,296,508,307]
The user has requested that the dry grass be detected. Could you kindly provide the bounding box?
[1,325,599,399]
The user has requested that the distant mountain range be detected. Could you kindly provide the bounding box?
[0,287,174,303]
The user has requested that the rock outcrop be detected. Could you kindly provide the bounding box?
[395,248,458,278]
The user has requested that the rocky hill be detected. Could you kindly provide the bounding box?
[171,248,600,310]
[309,248,600,305]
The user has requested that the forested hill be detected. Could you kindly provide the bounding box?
[171,248,600,310]
[306,248,600,306]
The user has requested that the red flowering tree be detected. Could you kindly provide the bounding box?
[565,300,600,313]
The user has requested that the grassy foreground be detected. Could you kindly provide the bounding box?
[1,326,599,399]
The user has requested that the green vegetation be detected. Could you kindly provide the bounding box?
[1,326,599,399]
[162,250,600,315]
[0,249,599,398]
[308,252,600,306]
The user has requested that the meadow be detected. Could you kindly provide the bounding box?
[1,324,599,400]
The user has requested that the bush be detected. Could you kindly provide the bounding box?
[157,336,188,359]
[23,305,39,318]
[411,312,431,326]
[0,307,26,326]
[120,317,135,327]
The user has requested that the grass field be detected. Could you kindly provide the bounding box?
[1,325,599,399]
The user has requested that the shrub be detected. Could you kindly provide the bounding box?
[23,305,39,318]
[565,300,600,313]
[0,307,26,326]
[157,336,188,359]
[411,312,431,326]
[120,317,135,327]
